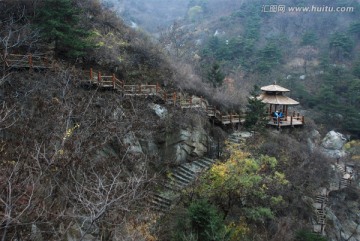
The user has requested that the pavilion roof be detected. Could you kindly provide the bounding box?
[258,93,299,105]
[261,84,290,92]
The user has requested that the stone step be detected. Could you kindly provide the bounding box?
[315,199,327,204]
[171,171,194,185]
[162,180,182,191]
[174,166,196,180]
[192,160,211,169]
[227,137,242,143]
[152,193,172,206]
[170,173,191,186]
[150,199,171,211]
[197,157,215,167]
[335,163,346,173]
[177,164,196,177]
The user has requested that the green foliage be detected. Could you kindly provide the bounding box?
[34,0,92,58]
[244,85,268,131]
[194,144,287,222]
[295,229,328,241]
[301,31,318,46]
[255,41,282,74]
[188,6,203,22]
[207,62,225,88]
[329,32,354,61]
[349,21,360,38]
[174,200,230,241]
[353,59,360,78]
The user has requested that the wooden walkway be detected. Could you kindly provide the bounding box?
[85,68,245,126]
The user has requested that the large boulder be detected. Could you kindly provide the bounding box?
[162,128,208,164]
[322,131,347,150]
[320,131,348,159]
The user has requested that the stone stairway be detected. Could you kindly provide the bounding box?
[312,188,328,235]
[148,131,252,213]
[313,162,354,235]
[149,157,216,212]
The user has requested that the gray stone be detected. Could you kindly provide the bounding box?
[30,224,43,241]
[148,103,167,119]
[123,132,143,154]
[322,130,347,150]
[162,128,208,164]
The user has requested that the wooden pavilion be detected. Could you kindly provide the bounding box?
[258,84,304,127]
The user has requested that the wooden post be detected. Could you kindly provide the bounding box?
[230,114,233,124]
[156,82,159,94]
[90,68,93,80]
[302,115,305,124]
[28,54,33,69]
[98,71,101,84]
[269,104,272,116]
[173,92,176,106]
[112,74,116,89]
[138,84,141,94]
[163,92,167,102]
[290,116,293,126]
[190,96,192,108]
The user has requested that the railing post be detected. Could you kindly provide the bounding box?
[28,54,33,69]
[156,82,160,94]
[98,71,101,84]
[90,68,93,80]
[112,74,116,89]
[290,116,293,126]
[190,96,192,108]
[173,92,176,106]
[302,116,305,124]
[230,114,233,123]
[138,84,141,94]
[163,92,167,102]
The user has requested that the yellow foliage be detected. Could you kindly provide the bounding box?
[227,217,250,240]
[351,155,360,161]
[63,123,80,141]
[96,41,105,47]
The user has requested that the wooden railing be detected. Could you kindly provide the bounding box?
[89,68,124,91]
[4,54,52,69]
[85,68,245,125]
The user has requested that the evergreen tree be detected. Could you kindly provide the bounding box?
[207,62,225,88]
[34,0,91,58]
[244,85,268,131]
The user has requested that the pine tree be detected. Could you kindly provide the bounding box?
[244,85,268,131]
[34,0,91,58]
[207,62,225,88]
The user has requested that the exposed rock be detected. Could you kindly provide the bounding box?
[327,189,360,241]
[123,132,143,154]
[162,128,208,164]
[65,223,98,241]
[30,224,43,241]
[320,131,348,158]
[111,107,125,121]
[139,138,158,156]
[299,75,306,80]
[148,103,167,119]
[322,131,347,150]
